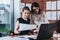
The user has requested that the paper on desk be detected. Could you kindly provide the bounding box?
[0,36,29,40]
[19,23,37,31]
[53,33,60,38]
[58,38,60,40]
[19,34,38,39]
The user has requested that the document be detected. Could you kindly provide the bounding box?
[19,34,38,39]
[19,23,37,31]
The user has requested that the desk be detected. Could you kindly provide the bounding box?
[53,33,60,40]
[44,33,60,40]
[0,33,60,40]
[0,36,29,40]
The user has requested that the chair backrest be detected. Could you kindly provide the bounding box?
[0,33,2,37]
[36,23,57,40]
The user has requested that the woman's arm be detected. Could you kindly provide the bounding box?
[14,20,20,34]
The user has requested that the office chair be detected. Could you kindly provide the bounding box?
[0,33,2,37]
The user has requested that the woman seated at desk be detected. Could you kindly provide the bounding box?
[30,2,49,33]
[14,6,31,35]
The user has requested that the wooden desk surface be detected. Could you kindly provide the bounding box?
[44,33,60,40]
[44,37,58,40]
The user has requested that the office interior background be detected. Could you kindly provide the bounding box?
[0,0,60,36]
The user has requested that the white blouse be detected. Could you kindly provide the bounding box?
[30,13,49,31]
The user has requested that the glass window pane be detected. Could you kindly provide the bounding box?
[58,11,60,20]
[46,1,51,10]
[0,10,10,24]
[20,3,25,12]
[51,1,56,10]
[51,11,56,20]
[45,11,56,20]
[57,1,60,10]
[0,0,11,36]
[0,0,10,4]
[26,3,31,10]
[0,10,4,23]
[45,12,52,20]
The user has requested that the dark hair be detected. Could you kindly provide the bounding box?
[31,2,41,14]
[21,6,30,17]
[22,6,30,11]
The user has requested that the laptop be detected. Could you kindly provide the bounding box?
[36,23,57,40]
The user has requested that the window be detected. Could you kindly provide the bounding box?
[0,0,12,36]
[45,0,60,20]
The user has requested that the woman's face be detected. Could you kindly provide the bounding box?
[22,10,30,18]
[33,7,39,14]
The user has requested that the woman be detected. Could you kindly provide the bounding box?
[30,2,49,32]
[14,6,31,35]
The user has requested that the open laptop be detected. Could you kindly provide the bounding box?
[19,23,37,31]
[36,23,57,40]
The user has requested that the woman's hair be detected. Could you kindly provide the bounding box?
[31,2,41,14]
[22,6,30,11]
[20,6,30,17]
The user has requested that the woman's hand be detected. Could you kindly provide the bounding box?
[14,30,20,34]
[28,29,38,35]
